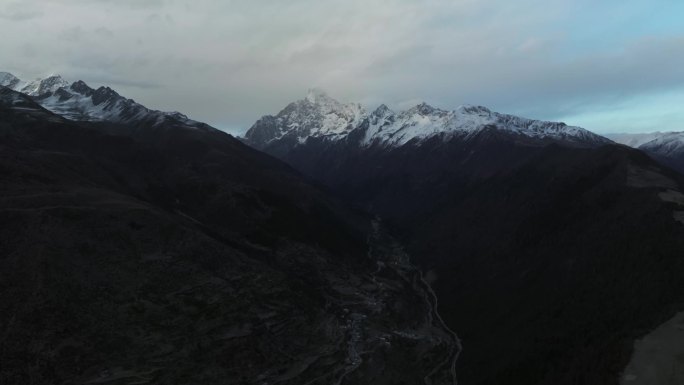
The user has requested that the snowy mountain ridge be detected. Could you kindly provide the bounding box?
[605,132,671,148]
[605,131,684,155]
[605,131,684,174]
[0,72,214,131]
[245,90,611,149]
[638,132,684,156]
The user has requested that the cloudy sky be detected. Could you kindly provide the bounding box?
[1,0,683,134]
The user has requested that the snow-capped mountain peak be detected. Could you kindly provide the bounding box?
[68,80,95,96]
[371,104,393,117]
[624,132,684,173]
[1,72,69,96]
[0,72,22,89]
[604,132,669,148]
[20,75,70,97]
[245,89,367,146]
[639,132,684,156]
[245,92,611,149]
[301,88,365,119]
[2,71,215,131]
[409,102,441,116]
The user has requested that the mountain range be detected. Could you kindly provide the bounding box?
[245,89,610,153]
[244,90,684,385]
[0,72,213,131]
[3,73,684,385]
[0,77,459,384]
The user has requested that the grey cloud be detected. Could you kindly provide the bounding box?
[43,0,165,9]
[0,2,43,20]
[0,0,683,134]
[59,27,85,42]
[465,36,684,118]
[94,27,115,38]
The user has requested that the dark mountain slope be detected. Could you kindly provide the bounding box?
[280,136,684,385]
[606,131,684,175]
[276,128,562,226]
[409,144,684,384]
[0,87,459,385]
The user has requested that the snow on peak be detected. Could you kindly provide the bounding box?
[360,102,610,147]
[1,72,72,99]
[245,90,367,146]
[246,94,609,149]
[35,79,209,130]
[69,80,95,95]
[20,74,70,96]
[0,70,213,131]
[371,104,393,117]
[639,132,684,156]
[0,72,21,89]
[604,132,668,148]
[300,88,363,118]
[408,102,441,116]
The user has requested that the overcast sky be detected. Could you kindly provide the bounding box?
[1,0,684,134]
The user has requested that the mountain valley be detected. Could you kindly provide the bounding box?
[244,90,684,385]
[0,80,458,385]
[2,75,684,384]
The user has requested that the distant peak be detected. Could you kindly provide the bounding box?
[34,74,67,84]
[95,86,120,95]
[410,102,438,115]
[43,74,64,80]
[300,88,360,116]
[372,104,393,117]
[0,72,21,88]
[20,74,70,96]
[70,80,95,95]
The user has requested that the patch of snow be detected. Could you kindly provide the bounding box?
[363,102,607,147]
[0,72,22,89]
[19,75,70,96]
